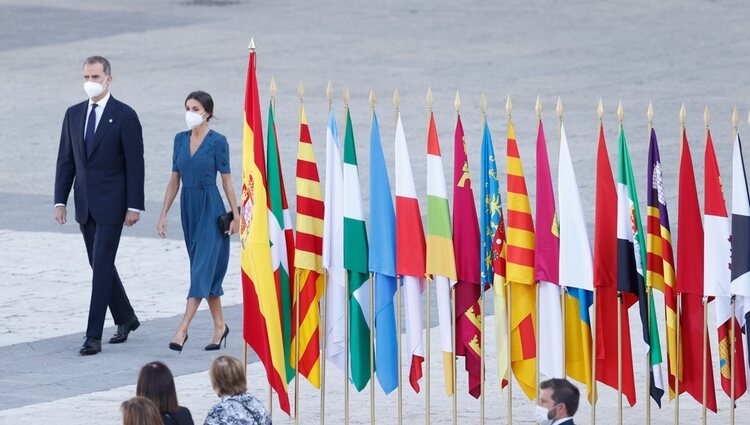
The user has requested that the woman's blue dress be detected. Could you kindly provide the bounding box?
[172,129,230,299]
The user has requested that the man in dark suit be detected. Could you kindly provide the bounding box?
[54,56,144,355]
[535,378,579,425]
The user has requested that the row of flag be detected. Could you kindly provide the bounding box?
[238,48,750,416]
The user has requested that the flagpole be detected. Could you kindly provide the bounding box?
[425,89,434,425]
[320,80,332,425]
[343,85,351,425]
[640,100,652,425]
[452,91,460,425]
[395,92,404,425]
[479,93,489,425]
[534,96,542,411]
[701,106,711,425]
[369,88,377,425]
[616,100,625,425]
[590,98,604,425]
[294,81,304,425]
[730,106,740,425]
[556,97,567,377]
[506,95,514,425]
[268,76,278,421]
[675,103,687,425]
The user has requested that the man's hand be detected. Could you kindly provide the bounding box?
[54,206,67,224]
[124,210,140,226]
[157,215,168,238]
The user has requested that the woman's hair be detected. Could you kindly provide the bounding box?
[209,355,247,397]
[121,396,164,425]
[136,361,179,413]
[185,90,214,121]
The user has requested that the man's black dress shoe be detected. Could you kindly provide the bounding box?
[79,337,102,355]
[109,315,140,344]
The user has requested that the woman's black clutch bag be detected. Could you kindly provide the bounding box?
[218,207,239,233]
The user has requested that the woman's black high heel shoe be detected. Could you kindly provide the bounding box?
[205,324,229,351]
[169,334,188,354]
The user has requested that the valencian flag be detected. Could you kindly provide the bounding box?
[557,122,594,401]
[594,123,636,405]
[705,129,747,399]
[266,102,296,384]
[676,127,717,411]
[616,125,664,406]
[292,103,324,388]
[342,108,372,391]
[479,118,509,389]
[395,112,427,392]
[239,47,289,414]
[506,119,537,400]
[731,133,750,384]
[645,128,678,400]
[534,118,564,380]
[322,108,347,374]
[425,111,458,395]
[368,111,398,394]
[452,114,483,398]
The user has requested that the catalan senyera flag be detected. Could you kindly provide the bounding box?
[425,111,458,396]
[594,123,636,406]
[616,125,664,406]
[342,108,372,392]
[534,118,564,380]
[452,114,483,399]
[395,112,427,392]
[646,128,678,400]
[292,103,324,388]
[266,102,296,384]
[731,133,750,385]
[239,49,289,414]
[704,129,747,399]
[506,118,537,400]
[479,118,508,389]
[557,122,594,401]
[676,127,717,411]
[368,111,398,394]
[323,108,347,374]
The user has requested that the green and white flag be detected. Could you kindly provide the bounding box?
[343,108,372,391]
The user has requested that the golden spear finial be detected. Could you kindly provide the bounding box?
[326,80,333,108]
[732,106,739,130]
[617,100,624,127]
[597,98,604,124]
[704,105,711,128]
[297,81,304,102]
[505,95,512,119]
[343,85,350,109]
[248,37,256,51]
[426,88,433,112]
[647,100,654,127]
[556,97,563,120]
[369,87,376,112]
[679,102,687,127]
[480,93,487,119]
[535,95,542,119]
[454,90,461,115]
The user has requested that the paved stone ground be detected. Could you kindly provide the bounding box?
[2,0,750,423]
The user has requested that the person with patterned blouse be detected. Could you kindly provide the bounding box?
[204,355,271,425]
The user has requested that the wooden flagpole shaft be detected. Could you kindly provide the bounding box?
[370,273,375,425]
[398,276,404,425]
[701,296,708,425]
[617,292,623,425]
[507,283,513,424]
[646,287,652,425]
[426,278,432,425]
[451,285,457,425]
[480,289,485,425]
[295,269,301,424]
[320,271,328,425]
[268,388,273,419]
[591,286,597,425]
[561,286,567,376]
[731,296,736,425]
[345,271,350,425]
[243,341,248,372]
[675,293,681,425]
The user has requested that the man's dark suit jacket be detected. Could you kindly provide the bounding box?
[54,96,145,224]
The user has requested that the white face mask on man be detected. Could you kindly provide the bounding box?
[533,403,559,425]
[185,111,207,129]
[83,81,106,99]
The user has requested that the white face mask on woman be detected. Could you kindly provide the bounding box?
[185,111,206,129]
[83,81,105,99]
[533,404,558,425]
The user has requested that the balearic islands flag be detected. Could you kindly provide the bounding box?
[240,48,289,414]
[266,102,296,384]
[557,122,594,401]
[395,112,427,392]
[368,111,398,394]
[292,103,325,388]
[453,114,483,398]
[704,129,747,399]
[616,125,664,406]
[534,118,563,380]
[731,133,750,384]
[342,108,372,392]
[425,111,458,395]
[594,122,636,405]
[506,119,537,400]
[323,108,347,375]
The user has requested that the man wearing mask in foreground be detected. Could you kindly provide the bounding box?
[54,56,144,356]
[535,378,580,425]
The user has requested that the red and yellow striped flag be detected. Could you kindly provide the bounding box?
[240,47,289,414]
[506,119,537,400]
[291,103,325,388]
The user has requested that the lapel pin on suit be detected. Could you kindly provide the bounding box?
[108,118,113,123]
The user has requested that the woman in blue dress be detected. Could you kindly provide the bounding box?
[157,91,238,352]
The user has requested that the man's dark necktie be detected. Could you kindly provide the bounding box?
[85,103,98,157]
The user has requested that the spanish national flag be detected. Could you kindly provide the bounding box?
[240,45,289,414]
